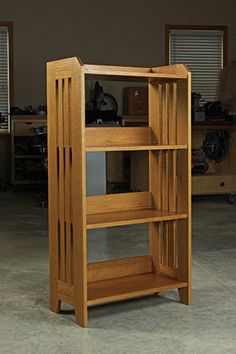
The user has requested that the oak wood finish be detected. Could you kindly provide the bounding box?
[86,126,151,147]
[87,209,188,230]
[85,126,187,151]
[87,255,153,282]
[47,57,191,327]
[148,80,162,274]
[88,273,187,306]
[87,191,152,215]
[87,144,187,152]
[47,58,87,327]
[84,63,188,79]
[176,77,192,305]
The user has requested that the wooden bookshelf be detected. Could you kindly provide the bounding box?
[47,57,192,327]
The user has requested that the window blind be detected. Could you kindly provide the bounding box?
[169,30,224,103]
[0,26,10,132]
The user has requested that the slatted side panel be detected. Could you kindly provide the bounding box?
[149,79,181,277]
[151,81,179,145]
[56,77,74,286]
[48,58,88,327]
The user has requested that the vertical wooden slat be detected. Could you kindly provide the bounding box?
[161,223,166,266]
[166,83,170,145]
[177,81,188,145]
[161,151,166,211]
[174,221,178,269]
[162,84,168,145]
[168,149,177,269]
[165,152,169,211]
[47,64,61,313]
[167,221,173,268]
[165,151,169,266]
[158,83,163,145]
[159,222,163,264]
[173,152,177,269]
[171,82,177,268]
[166,84,171,266]
[158,151,163,267]
[148,80,161,273]
[58,79,66,283]
[68,78,73,285]
[149,80,161,144]
[63,77,72,285]
[56,85,61,282]
[71,61,88,327]
[160,151,167,266]
[57,221,61,282]
[176,75,192,305]
[169,82,177,145]
[70,222,74,285]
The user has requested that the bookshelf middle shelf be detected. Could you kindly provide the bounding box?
[86,192,187,229]
[85,127,187,152]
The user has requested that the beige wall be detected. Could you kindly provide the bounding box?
[2,0,236,106]
[0,0,235,180]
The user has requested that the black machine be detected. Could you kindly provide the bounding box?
[192,93,205,122]
[192,129,230,176]
[202,130,230,162]
[85,81,119,124]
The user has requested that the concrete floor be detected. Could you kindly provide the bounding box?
[0,191,236,354]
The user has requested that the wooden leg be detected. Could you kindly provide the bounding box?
[50,297,61,313]
[75,306,88,328]
[178,286,192,305]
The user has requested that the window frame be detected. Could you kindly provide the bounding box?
[165,24,228,66]
[166,25,228,105]
[0,21,14,134]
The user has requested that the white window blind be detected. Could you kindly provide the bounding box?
[169,29,224,103]
[0,26,10,132]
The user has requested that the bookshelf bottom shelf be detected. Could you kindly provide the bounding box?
[87,272,187,306]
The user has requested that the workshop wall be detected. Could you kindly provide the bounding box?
[1,0,236,107]
[0,0,235,181]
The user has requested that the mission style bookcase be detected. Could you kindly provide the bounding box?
[47,57,192,327]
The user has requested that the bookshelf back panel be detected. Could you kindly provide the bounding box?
[86,127,152,148]
[87,191,152,215]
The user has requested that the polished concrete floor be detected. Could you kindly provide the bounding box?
[0,191,236,354]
